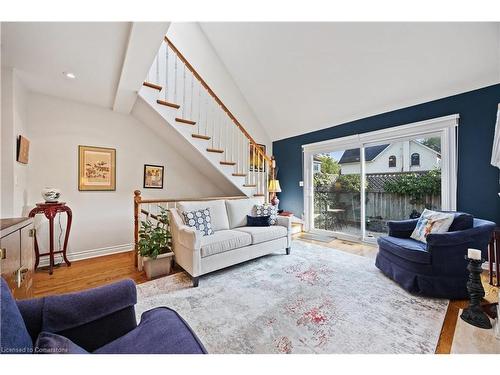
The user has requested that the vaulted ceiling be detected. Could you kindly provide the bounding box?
[200,22,500,141]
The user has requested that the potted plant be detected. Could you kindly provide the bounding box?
[138,206,174,280]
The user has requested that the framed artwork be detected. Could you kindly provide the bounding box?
[17,135,30,164]
[143,164,164,189]
[78,145,116,191]
[249,143,266,172]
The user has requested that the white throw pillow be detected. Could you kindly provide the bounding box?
[254,203,278,225]
[182,208,214,236]
[410,209,455,243]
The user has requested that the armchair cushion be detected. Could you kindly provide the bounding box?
[0,278,33,354]
[234,225,288,245]
[200,230,252,258]
[377,236,431,264]
[178,200,229,231]
[448,212,474,232]
[387,219,419,238]
[35,332,88,354]
[94,307,206,354]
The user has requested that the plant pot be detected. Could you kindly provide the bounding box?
[143,251,174,280]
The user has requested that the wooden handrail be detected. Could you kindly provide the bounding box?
[165,36,271,164]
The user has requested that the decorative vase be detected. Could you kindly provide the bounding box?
[271,195,280,206]
[41,188,61,203]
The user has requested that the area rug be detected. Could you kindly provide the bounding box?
[136,240,448,354]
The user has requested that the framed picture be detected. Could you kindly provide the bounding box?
[249,143,266,172]
[17,135,30,164]
[78,145,116,191]
[143,164,164,189]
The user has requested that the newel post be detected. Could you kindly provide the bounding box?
[133,190,142,268]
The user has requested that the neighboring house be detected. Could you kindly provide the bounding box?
[313,156,323,174]
[338,140,440,175]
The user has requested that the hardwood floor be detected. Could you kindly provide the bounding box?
[32,239,499,354]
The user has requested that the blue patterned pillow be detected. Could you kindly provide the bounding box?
[182,208,214,236]
[254,204,277,225]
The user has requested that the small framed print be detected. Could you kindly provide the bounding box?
[17,135,30,164]
[143,164,164,189]
[79,145,116,191]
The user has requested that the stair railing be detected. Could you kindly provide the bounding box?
[145,37,274,199]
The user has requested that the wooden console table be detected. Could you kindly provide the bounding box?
[488,228,500,286]
[28,202,72,275]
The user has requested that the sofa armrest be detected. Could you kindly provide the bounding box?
[387,219,419,238]
[40,279,138,351]
[168,209,202,250]
[276,215,292,232]
[426,231,474,247]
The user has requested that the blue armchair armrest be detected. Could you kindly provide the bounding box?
[387,219,419,238]
[18,279,138,352]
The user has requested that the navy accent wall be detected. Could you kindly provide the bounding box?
[273,84,500,225]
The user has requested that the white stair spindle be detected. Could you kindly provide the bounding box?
[174,53,178,105]
[164,42,168,101]
[182,64,186,118]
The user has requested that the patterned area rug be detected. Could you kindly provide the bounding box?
[136,240,448,353]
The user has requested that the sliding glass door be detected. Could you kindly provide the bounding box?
[313,149,362,239]
[303,115,458,243]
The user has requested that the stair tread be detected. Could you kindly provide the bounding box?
[157,99,180,109]
[206,148,224,153]
[143,81,162,90]
[253,194,265,197]
[175,118,196,125]
[220,161,236,165]
[192,134,210,140]
[232,173,247,177]
[243,184,257,187]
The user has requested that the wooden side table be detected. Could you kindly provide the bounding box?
[28,202,72,275]
[488,228,500,286]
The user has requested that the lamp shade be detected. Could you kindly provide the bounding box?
[268,179,282,193]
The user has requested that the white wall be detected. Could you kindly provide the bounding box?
[1,68,29,217]
[166,23,272,154]
[26,92,226,261]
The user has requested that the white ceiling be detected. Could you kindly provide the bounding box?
[200,22,500,141]
[2,22,132,108]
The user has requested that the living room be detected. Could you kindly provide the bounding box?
[1,0,500,372]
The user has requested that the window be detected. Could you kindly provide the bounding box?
[388,155,396,168]
[411,153,420,166]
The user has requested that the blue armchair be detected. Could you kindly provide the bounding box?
[0,278,206,354]
[375,212,496,299]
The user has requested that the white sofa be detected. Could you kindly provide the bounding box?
[168,198,292,286]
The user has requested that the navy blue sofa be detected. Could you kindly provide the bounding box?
[0,278,206,354]
[375,212,496,299]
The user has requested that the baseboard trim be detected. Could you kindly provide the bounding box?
[38,243,133,267]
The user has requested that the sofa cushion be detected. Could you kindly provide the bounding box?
[94,307,206,354]
[234,225,288,245]
[35,332,88,354]
[1,277,34,354]
[377,236,431,264]
[200,230,252,258]
[225,198,264,228]
[178,200,229,231]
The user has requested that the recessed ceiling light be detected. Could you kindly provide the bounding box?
[63,72,76,79]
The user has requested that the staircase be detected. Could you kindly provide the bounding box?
[138,36,273,199]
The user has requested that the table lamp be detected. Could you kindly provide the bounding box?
[269,179,281,206]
